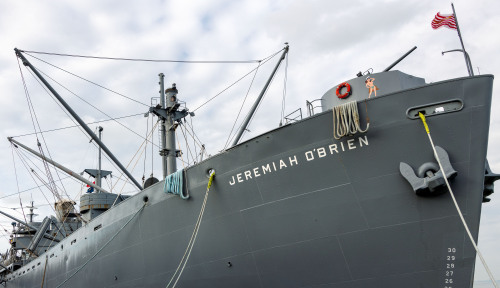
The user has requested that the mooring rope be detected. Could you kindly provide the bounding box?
[418,112,498,288]
[40,256,48,288]
[332,101,369,139]
[166,171,215,288]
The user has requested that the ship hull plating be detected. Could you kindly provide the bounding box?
[5,75,493,287]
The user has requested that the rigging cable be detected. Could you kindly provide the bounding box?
[106,176,113,193]
[19,60,71,199]
[0,224,11,241]
[22,50,261,64]
[223,61,261,150]
[32,67,155,146]
[0,175,72,201]
[55,203,146,288]
[14,47,286,198]
[21,47,286,167]
[183,119,208,156]
[24,60,158,191]
[179,125,195,165]
[29,169,71,236]
[14,145,83,215]
[76,131,96,193]
[280,51,289,126]
[10,144,29,228]
[41,256,48,288]
[16,56,38,134]
[191,48,285,113]
[15,58,55,225]
[11,113,147,138]
[11,147,71,242]
[36,140,61,199]
[24,53,149,107]
[176,130,187,169]
[26,63,160,193]
[17,146,80,203]
[22,68,90,201]
[184,120,204,148]
[151,116,155,178]
[23,58,160,194]
[189,116,199,162]
[142,114,150,186]
[228,58,280,145]
[14,148,62,210]
[112,121,159,193]
[19,51,170,196]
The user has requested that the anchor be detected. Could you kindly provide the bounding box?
[400,146,457,196]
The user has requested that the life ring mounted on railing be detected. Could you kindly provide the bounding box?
[336,82,352,99]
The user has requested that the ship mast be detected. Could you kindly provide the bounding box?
[97,126,103,187]
[150,77,190,178]
[164,84,179,176]
[14,48,143,191]
[157,74,180,177]
[159,73,168,179]
[83,126,112,192]
[8,137,110,194]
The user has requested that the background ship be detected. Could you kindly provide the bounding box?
[0,44,496,287]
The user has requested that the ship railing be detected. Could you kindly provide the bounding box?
[306,99,322,116]
[284,108,302,124]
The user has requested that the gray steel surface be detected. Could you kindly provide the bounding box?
[3,74,494,288]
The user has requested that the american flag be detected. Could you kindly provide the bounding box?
[431,12,457,30]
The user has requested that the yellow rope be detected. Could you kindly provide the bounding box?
[418,112,430,134]
[166,171,215,288]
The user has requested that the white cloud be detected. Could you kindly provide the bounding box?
[0,0,499,282]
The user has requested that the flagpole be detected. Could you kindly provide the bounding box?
[451,3,473,76]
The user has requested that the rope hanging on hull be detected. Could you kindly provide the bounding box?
[164,170,189,200]
[332,101,369,139]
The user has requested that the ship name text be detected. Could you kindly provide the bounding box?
[228,135,369,186]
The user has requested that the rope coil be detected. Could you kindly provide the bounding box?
[332,101,369,139]
[164,170,189,200]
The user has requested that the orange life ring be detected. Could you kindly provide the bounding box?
[336,82,352,99]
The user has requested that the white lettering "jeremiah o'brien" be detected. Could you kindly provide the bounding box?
[228,135,369,186]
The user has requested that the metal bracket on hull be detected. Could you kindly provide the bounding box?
[406,99,463,120]
[483,160,500,202]
[400,146,457,195]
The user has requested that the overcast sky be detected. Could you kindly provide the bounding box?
[0,0,499,283]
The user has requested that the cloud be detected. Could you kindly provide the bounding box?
[0,0,499,281]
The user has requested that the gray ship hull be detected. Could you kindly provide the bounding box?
[5,75,494,287]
